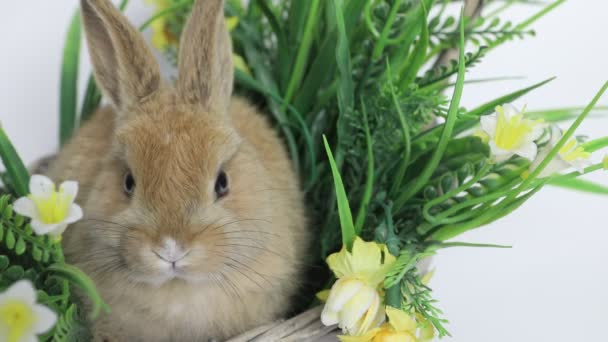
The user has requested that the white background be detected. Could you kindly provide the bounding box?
[1,1,607,341]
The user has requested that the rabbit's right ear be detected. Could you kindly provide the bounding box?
[80,0,161,110]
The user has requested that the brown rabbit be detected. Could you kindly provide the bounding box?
[46,0,308,340]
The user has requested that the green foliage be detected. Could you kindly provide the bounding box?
[2,0,605,339]
[59,10,82,146]
[0,127,29,197]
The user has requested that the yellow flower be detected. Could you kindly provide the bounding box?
[13,175,83,238]
[480,104,544,162]
[530,126,591,177]
[339,307,435,342]
[0,280,57,342]
[145,0,252,75]
[145,0,174,50]
[321,238,396,336]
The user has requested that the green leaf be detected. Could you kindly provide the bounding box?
[354,102,374,234]
[283,0,321,106]
[582,137,608,153]
[399,2,430,88]
[550,178,608,195]
[0,255,9,271]
[434,242,512,249]
[0,127,30,197]
[323,136,356,251]
[60,10,82,146]
[330,0,354,119]
[5,229,16,250]
[15,236,26,255]
[47,263,110,319]
[79,76,103,124]
[526,106,608,122]
[395,9,467,209]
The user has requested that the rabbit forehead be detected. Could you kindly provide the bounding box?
[114,108,241,202]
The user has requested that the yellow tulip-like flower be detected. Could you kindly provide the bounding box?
[13,175,83,238]
[321,238,396,336]
[338,307,435,342]
[480,104,544,162]
[0,280,57,342]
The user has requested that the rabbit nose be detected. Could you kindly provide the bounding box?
[153,238,190,264]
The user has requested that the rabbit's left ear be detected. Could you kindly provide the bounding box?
[176,0,234,115]
[80,0,161,110]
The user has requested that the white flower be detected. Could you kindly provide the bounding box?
[0,280,57,342]
[531,126,591,178]
[13,175,83,238]
[480,104,544,162]
[320,238,396,336]
[321,277,386,336]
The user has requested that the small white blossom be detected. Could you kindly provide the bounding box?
[531,126,591,178]
[0,280,57,342]
[13,175,83,238]
[480,104,544,162]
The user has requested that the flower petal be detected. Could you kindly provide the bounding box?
[321,309,339,327]
[340,286,375,334]
[327,247,354,278]
[59,181,79,201]
[537,159,570,178]
[514,142,538,161]
[30,220,66,237]
[32,304,57,334]
[356,290,384,334]
[386,306,417,333]
[29,175,55,198]
[326,279,364,312]
[488,141,515,162]
[501,103,520,119]
[12,197,39,220]
[64,204,83,224]
[0,280,37,304]
[480,114,497,136]
[350,238,383,277]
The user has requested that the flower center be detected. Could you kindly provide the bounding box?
[493,106,539,150]
[30,187,73,224]
[0,300,36,342]
[559,139,590,162]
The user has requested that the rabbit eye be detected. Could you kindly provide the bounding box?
[123,171,136,196]
[214,171,229,199]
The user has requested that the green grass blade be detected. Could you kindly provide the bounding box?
[323,136,356,251]
[395,8,467,209]
[354,102,374,234]
[526,106,608,122]
[282,0,321,106]
[47,263,110,319]
[467,77,556,118]
[412,78,555,149]
[582,137,608,152]
[330,0,354,118]
[79,76,102,124]
[0,127,30,197]
[550,178,608,195]
[59,10,82,146]
[398,2,430,88]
